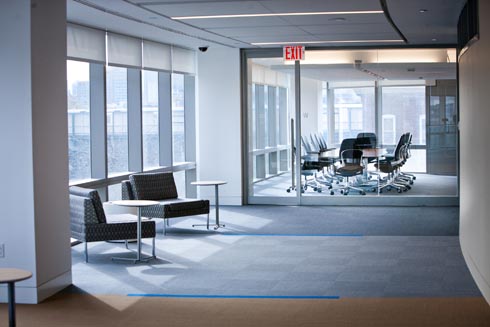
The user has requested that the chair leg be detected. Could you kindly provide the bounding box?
[207,213,210,230]
[125,240,129,250]
[85,242,88,263]
[163,220,166,235]
[152,237,156,257]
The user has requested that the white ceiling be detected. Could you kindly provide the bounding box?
[68,0,466,49]
[67,0,462,82]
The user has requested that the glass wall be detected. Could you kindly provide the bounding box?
[244,48,458,203]
[67,60,91,182]
[142,70,159,169]
[106,66,129,176]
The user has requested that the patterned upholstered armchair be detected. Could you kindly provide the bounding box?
[122,172,210,231]
[69,186,156,262]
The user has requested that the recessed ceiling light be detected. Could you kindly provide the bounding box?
[432,38,438,42]
[171,10,383,20]
[419,9,428,13]
[251,39,405,46]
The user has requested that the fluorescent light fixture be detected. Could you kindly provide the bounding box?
[252,40,404,46]
[172,10,383,20]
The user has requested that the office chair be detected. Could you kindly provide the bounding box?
[377,133,412,193]
[331,138,366,195]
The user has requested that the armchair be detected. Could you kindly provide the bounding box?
[122,172,210,231]
[69,186,156,262]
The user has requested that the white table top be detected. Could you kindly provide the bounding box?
[191,180,227,186]
[110,200,159,207]
[0,268,32,283]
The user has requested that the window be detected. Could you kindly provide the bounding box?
[382,114,396,145]
[106,66,128,175]
[382,86,426,145]
[172,74,185,163]
[333,88,375,144]
[142,70,159,169]
[67,60,91,182]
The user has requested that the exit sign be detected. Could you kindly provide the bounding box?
[283,45,305,61]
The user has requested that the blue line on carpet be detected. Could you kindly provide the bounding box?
[220,233,363,237]
[127,294,340,299]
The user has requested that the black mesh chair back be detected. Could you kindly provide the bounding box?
[339,138,362,165]
[356,132,377,148]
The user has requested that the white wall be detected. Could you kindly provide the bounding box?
[197,47,242,205]
[459,0,490,305]
[300,77,322,138]
[0,0,71,304]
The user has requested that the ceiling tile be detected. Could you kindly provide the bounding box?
[259,0,382,13]
[208,26,309,37]
[143,1,268,17]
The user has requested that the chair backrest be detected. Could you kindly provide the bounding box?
[339,138,362,165]
[130,172,178,200]
[339,138,357,155]
[356,132,377,148]
[69,186,106,224]
[340,149,363,165]
[393,134,407,161]
[301,136,314,153]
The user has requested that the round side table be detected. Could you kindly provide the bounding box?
[191,180,227,230]
[0,268,32,327]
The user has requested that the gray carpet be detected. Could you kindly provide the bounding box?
[68,205,480,299]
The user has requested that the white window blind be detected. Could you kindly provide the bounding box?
[107,32,142,68]
[67,24,105,63]
[172,46,196,74]
[142,40,171,71]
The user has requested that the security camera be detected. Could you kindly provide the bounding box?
[198,46,209,52]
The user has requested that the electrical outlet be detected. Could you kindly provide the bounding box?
[0,244,4,258]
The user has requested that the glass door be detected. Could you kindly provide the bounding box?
[246,56,299,204]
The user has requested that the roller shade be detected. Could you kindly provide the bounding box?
[143,40,171,71]
[67,24,105,63]
[172,46,196,74]
[107,32,142,68]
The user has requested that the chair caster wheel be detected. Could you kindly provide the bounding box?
[397,189,402,193]
[313,187,317,191]
[361,191,366,195]
[410,181,414,185]
[317,189,322,193]
[372,188,376,192]
[328,186,333,190]
[330,191,334,195]
[286,189,291,193]
[344,192,348,196]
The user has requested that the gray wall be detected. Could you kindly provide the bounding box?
[0,0,71,303]
[459,0,490,305]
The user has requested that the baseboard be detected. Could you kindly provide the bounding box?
[461,240,490,305]
[0,269,72,304]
